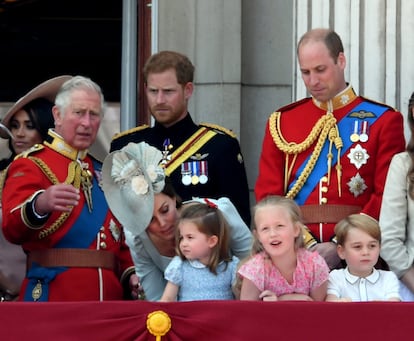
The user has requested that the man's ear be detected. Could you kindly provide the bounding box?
[184,82,194,101]
[337,51,346,70]
[52,106,61,127]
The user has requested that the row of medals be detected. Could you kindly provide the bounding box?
[346,119,371,197]
[181,161,208,186]
[162,139,209,186]
[350,120,369,143]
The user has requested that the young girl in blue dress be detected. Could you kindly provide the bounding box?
[159,199,240,301]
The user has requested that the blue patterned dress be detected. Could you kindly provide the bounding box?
[164,255,239,301]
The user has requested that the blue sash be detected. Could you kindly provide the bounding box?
[56,160,107,248]
[290,101,388,205]
[25,159,108,301]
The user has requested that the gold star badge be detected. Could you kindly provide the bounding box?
[347,173,367,197]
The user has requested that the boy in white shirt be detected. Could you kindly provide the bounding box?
[326,214,400,302]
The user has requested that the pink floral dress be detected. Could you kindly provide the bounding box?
[238,248,329,295]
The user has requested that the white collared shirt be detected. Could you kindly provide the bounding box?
[327,267,400,301]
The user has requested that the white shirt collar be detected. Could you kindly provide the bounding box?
[344,267,380,284]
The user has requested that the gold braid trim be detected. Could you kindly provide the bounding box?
[0,168,8,199]
[271,111,327,153]
[333,126,343,196]
[28,157,81,239]
[200,122,237,138]
[28,157,60,184]
[269,111,338,199]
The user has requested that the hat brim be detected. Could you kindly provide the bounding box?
[0,123,13,139]
[0,75,72,139]
[102,151,155,236]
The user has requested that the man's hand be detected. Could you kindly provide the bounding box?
[310,242,342,270]
[129,274,144,300]
[35,184,80,215]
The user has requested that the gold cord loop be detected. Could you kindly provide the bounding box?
[28,157,71,239]
[269,111,341,199]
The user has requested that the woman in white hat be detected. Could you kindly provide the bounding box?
[102,142,253,301]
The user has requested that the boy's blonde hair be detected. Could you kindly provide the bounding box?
[334,214,381,245]
[251,195,305,254]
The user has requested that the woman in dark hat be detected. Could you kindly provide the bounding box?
[0,98,54,170]
[0,76,71,301]
[0,76,71,171]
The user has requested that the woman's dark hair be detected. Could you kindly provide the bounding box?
[4,97,54,161]
[162,176,182,209]
[22,98,55,141]
[407,92,414,199]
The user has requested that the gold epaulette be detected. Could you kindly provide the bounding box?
[359,96,397,111]
[15,144,44,159]
[111,124,150,141]
[199,122,237,138]
[275,97,312,113]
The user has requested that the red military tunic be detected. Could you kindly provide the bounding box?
[1,130,135,301]
[255,86,405,243]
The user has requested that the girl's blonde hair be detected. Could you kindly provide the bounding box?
[251,195,305,254]
[334,214,381,245]
[176,202,231,274]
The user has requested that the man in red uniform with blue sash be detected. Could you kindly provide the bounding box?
[2,76,139,301]
[255,28,405,269]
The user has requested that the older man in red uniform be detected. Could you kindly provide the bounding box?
[255,28,405,268]
[2,76,139,301]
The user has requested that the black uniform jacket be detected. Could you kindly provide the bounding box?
[110,114,251,225]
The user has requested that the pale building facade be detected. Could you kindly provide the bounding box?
[1,0,412,206]
[153,0,414,204]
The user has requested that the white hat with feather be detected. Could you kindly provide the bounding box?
[102,142,165,235]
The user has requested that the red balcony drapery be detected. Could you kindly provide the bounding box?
[1,300,413,340]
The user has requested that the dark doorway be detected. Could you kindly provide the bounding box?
[0,0,123,102]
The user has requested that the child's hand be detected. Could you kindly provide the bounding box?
[259,290,278,301]
[278,293,313,301]
[329,297,352,302]
[338,297,352,302]
[326,294,352,302]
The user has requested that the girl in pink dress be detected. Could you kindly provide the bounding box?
[238,195,329,301]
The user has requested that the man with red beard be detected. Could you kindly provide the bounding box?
[111,51,251,226]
